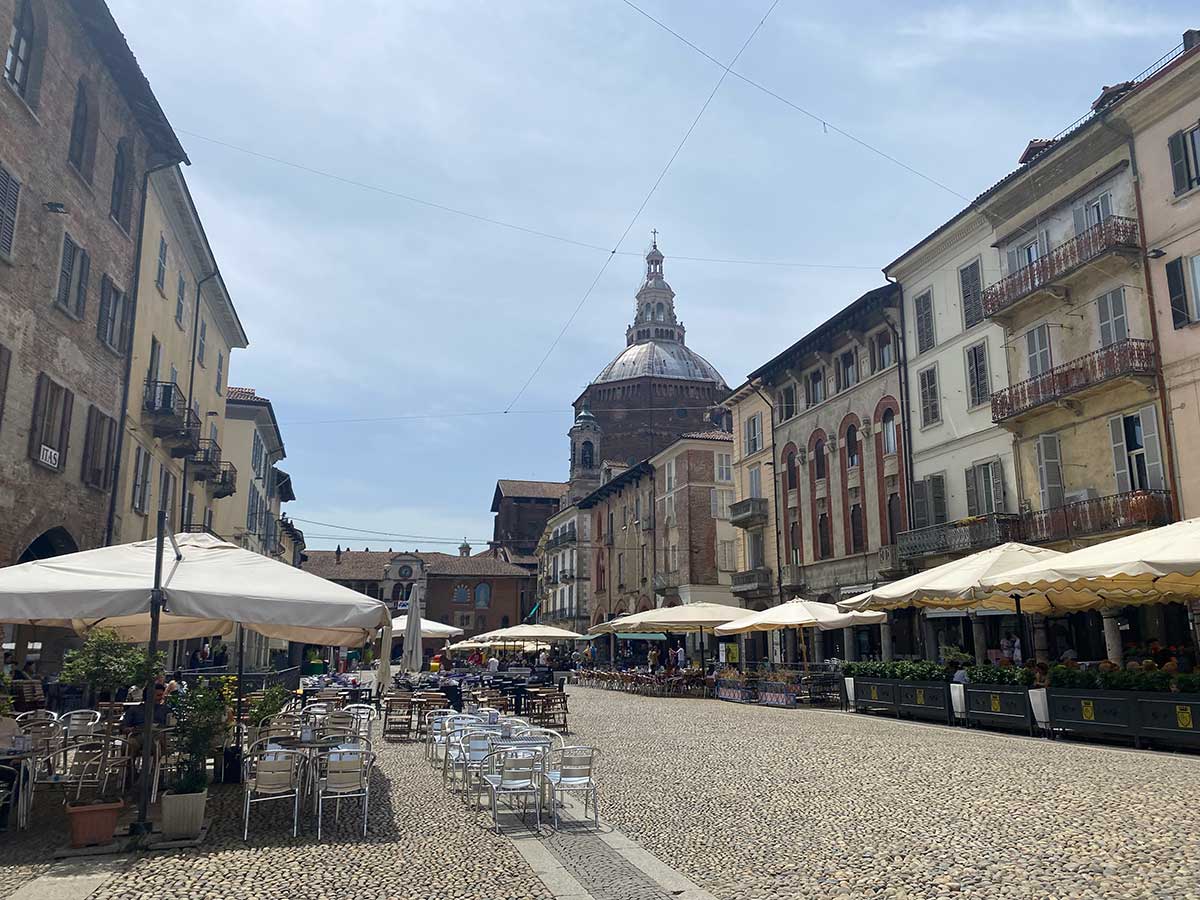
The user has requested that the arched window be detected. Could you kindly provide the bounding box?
[4,0,36,98]
[67,81,89,172]
[882,409,897,455]
[850,504,865,553]
[655,302,664,321]
[887,493,902,543]
[391,583,403,602]
[452,583,469,603]
[581,440,594,469]
[817,513,831,559]
[845,425,860,467]
[814,439,827,480]
[643,303,651,320]
[785,450,798,491]
[474,583,491,609]
[110,140,131,228]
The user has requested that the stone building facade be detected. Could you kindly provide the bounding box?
[0,0,186,571]
[490,479,564,560]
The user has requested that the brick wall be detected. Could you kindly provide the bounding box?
[425,574,534,638]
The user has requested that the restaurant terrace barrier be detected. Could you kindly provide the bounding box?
[852,678,955,725]
[1046,688,1200,748]
[963,683,1035,735]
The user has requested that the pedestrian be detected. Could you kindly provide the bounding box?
[487,654,500,673]
[1010,633,1023,667]
[676,643,687,670]
[647,646,659,671]
[1000,634,1013,663]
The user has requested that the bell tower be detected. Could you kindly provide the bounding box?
[567,405,602,503]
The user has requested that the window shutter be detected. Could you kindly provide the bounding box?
[97,277,112,344]
[1109,415,1131,494]
[1006,247,1020,276]
[0,166,19,257]
[1039,229,1051,257]
[964,467,979,517]
[119,291,132,353]
[0,343,9,432]
[1036,434,1065,510]
[803,377,811,407]
[1099,192,1112,221]
[710,488,718,518]
[101,417,116,491]
[75,250,89,317]
[1168,131,1189,195]
[131,446,143,510]
[57,234,75,308]
[930,474,947,524]
[916,293,934,353]
[1097,293,1113,348]
[989,458,1006,512]
[1166,258,1190,329]
[911,479,929,529]
[1109,289,1127,343]
[1072,205,1088,236]
[28,373,47,460]
[57,389,74,471]
[960,260,983,328]
[1139,406,1164,490]
[80,405,97,484]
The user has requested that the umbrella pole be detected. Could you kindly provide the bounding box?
[235,625,245,747]
[1013,594,1029,665]
[135,510,167,835]
[798,627,810,673]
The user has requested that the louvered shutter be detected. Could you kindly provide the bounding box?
[989,459,1006,512]
[1140,406,1164,490]
[1036,434,1065,510]
[1168,131,1189,195]
[911,479,929,529]
[710,488,718,518]
[1108,289,1127,343]
[1073,205,1088,236]
[57,235,75,308]
[930,474,947,524]
[80,406,97,484]
[1098,293,1113,347]
[57,389,73,472]
[965,467,979,517]
[1099,192,1112,221]
[0,343,9,432]
[28,374,47,460]
[1039,229,1051,257]
[131,446,143,510]
[97,277,112,345]
[960,260,983,328]
[1166,258,1190,329]
[75,250,89,317]
[916,292,934,353]
[1006,247,1020,276]
[103,417,116,490]
[0,166,18,257]
[1109,415,1131,494]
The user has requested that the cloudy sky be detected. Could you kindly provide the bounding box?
[110,0,1190,551]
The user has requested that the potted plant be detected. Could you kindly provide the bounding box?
[64,791,125,848]
[161,683,228,840]
[242,684,292,748]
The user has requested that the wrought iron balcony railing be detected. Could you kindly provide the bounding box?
[731,566,772,593]
[546,529,577,550]
[190,438,222,478]
[779,563,805,589]
[730,497,769,529]
[898,513,1023,560]
[992,339,1157,423]
[1023,490,1173,544]
[212,461,237,499]
[983,216,1140,317]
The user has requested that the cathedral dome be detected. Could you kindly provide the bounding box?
[593,340,726,386]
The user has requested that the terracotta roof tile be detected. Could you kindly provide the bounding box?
[426,555,532,577]
[494,480,565,500]
[225,386,268,403]
[301,549,452,580]
[680,431,733,441]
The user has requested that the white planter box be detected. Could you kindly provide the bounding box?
[951,683,966,719]
[161,789,207,840]
[844,677,855,705]
[1028,688,1049,730]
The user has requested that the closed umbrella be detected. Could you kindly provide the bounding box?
[400,582,426,673]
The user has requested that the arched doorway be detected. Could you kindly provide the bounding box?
[17,526,78,563]
[13,527,80,672]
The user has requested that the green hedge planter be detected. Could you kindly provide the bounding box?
[1047,688,1200,748]
[964,683,1034,735]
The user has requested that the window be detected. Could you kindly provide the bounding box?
[80,406,116,489]
[838,350,858,391]
[215,351,224,394]
[1074,191,1112,234]
[617,552,624,585]
[845,425,860,468]
[97,276,130,354]
[198,320,207,365]
[474,583,491,608]
[716,452,732,482]
[850,504,865,554]
[4,0,35,97]
[580,440,594,469]
[664,494,675,525]
[1009,234,1044,273]
[911,474,947,530]
[172,276,186,329]
[965,459,1005,516]
[882,409,897,455]
[914,290,935,353]
[452,584,469,603]
[744,413,762,454]
[874,330,893,370]
[813,440,826,480]
[1036,433,1065,510]
[131,444,152,513]
[155,235,167,290]
[110,140,131,228]
[960,259,983,329]
[251,431,264,478]
[710,488,733,519]
[0,163,19,259]
[785,450,798,490]
[778,384,796,421]
[746,530,765,568]
[965,341,989,408]
[1169,125,1200,196]
[665,457,676,491]
[749,463,762,498]
[28,374,72,471]
[1096,288,1128,347]
[1026,324,1052,377]
[246,484,261,532]
[817,513,831,559]
[55,233,89,318]
[158,465,177,530]
[668,544,679,572]
[717,539,736,572]
[806,368,825,406]
[918,366,940,426]
[0,342,9,435]
[67,81,90,174]
[1110,406,1164,493]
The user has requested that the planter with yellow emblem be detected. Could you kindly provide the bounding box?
[1046,688,1200,748]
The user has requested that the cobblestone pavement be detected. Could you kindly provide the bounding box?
[540,826,673,900]
[565,686,1200,900]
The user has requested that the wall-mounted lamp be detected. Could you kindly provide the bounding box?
[1148,248,1166,259]
[43,202,67,214]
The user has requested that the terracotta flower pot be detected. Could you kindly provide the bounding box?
[65,800,123,848]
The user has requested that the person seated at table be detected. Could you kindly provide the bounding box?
[950,661,969,685]
[1033,662,1050,688]
[1125,659,1143,672]
[123,681,173,773]
[9,661,34,681]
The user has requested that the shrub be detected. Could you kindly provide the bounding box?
[967,664,1033,686]
[61,628,163,701]
[1048,665,1097,689]
[169,684,229,795]
[246,684,293,726]
[1176,673,1200,695]
[843,660,950,681]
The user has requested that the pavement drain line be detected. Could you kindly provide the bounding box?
[508,795,718,900]
[6,859,126,900]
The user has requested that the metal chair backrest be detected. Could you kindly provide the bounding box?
[249,749,303,793]
[499,748,541,789]
[555,746,598,783]
[325,711,355,732]
[15,709,55,724]
[460,730,493,763]
[321,749,373,794]
[23,719,62,753]
[514,726,563,749]
[61,709,101,735]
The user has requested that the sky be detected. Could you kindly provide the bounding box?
[109,0,1192,551]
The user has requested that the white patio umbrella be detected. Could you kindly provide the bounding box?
[400,582,426,673]
[715,598,885,635]
[474,622,585,642]
[390,613,464,640]
[587,602,744,634]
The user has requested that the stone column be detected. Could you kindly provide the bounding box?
[1102,610,1123,664]
[880,617,894,661]
[970,614,988,665]
[1033,614,1050,663]
[843,627,858,662]
[812,629,824,664]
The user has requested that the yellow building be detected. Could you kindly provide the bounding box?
[113,167,247,544]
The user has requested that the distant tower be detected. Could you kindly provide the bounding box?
[567,405,602,504]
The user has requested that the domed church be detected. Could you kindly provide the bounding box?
[570,236,728,489]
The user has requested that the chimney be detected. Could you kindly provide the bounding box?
[459,539,471,557]
[335,545,341,564]
[1184,29,1199,51]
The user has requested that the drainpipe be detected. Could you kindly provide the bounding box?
[884,278,916,530]
[750,380,783,665]
[1100,113,1181,519]
[105,158,181,546]
[180,270,219,526]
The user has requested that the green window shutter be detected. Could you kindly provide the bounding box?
[1166,258,1190,329]
[0,165,19,257]
[27,373,47,461]
[1139,406,1164,491]
[989,459,1006,513]
[97,277,112,345]
[964,467,979,517]
[75,250,89,317]
[929,474,947,524]
[1168,131,1189,196]
[57,234,76,308]
[57,389,74,472]
[911,479,929,530]
[80,405,96,484]
[1036,434,1064,510]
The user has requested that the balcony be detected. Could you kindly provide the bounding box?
[730,497,769,529]
[182,523,225,540]
[983,216,1140,319]
[780,563,806,590]
[992,339,1157,424]
[731,567,772,594]
[1023,490,1173,544]
[898,513,1023,561]
[653,571,679,594]
[212,462,237,499]
[546,529,577,551]
[142,381,201,454]
[190,438,222,480]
